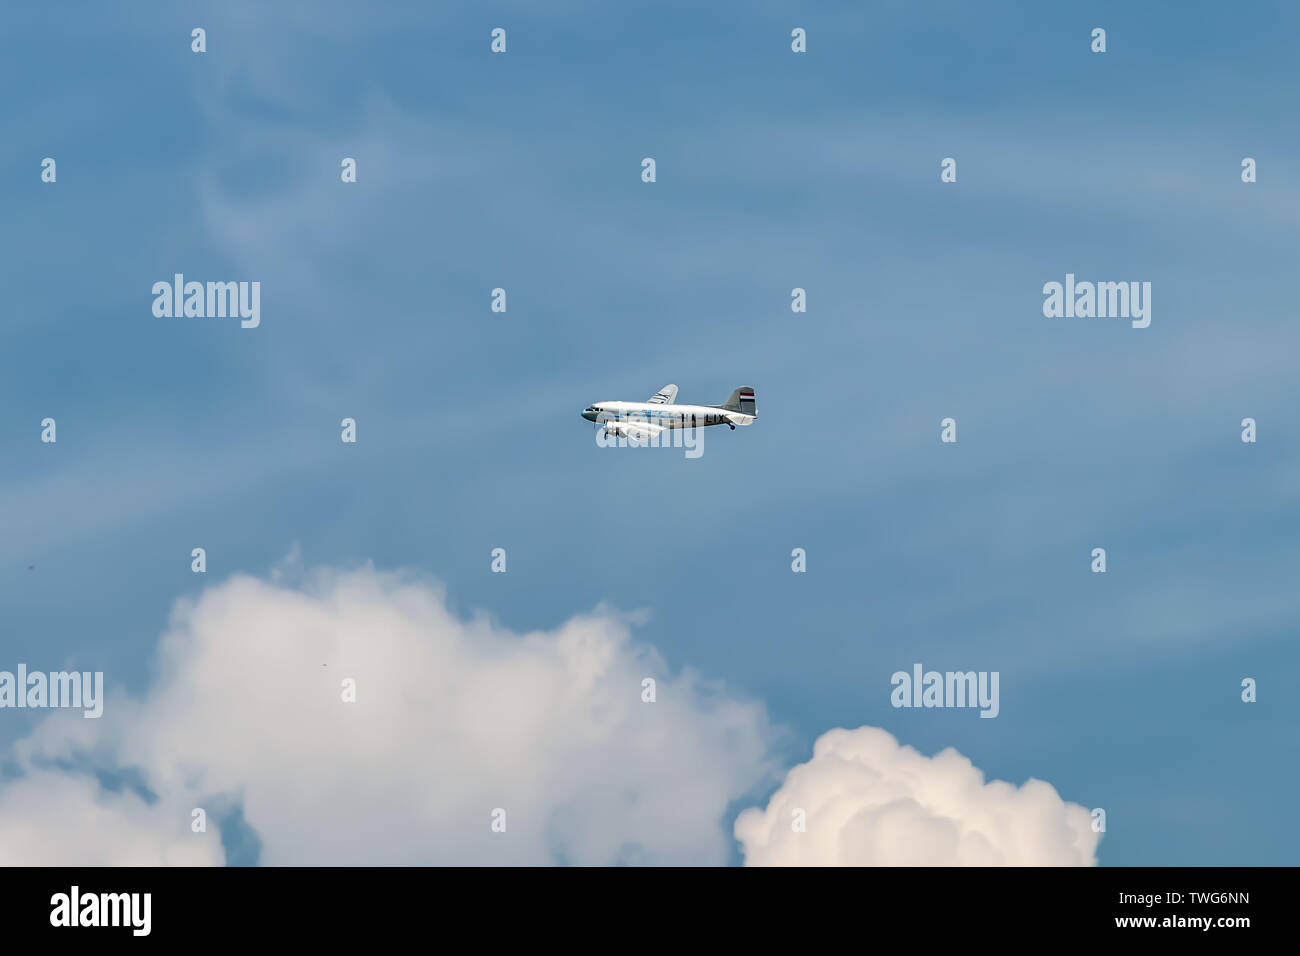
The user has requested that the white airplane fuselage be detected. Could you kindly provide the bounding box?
[581,385,756,439]
[585,402,742,429]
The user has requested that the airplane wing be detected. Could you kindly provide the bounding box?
[606,420,664,443]
[647,384,678,405]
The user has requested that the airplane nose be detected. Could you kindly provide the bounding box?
[581,409,596,422]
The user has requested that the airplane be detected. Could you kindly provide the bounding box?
[581,384,756,442]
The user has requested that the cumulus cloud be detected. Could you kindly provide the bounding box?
[734,726,1099,866]
[0,769,223,867]
[0,567,1098,867]
[0,565,776,865]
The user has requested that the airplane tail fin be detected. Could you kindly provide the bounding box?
[720,386,756,419]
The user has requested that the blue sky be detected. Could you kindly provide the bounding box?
[2,0,1298,865]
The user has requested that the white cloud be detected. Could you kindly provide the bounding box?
[734,726,1099,866]
[1,565,775,865]
[0,769,222,866]
[0,567,1097,867]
